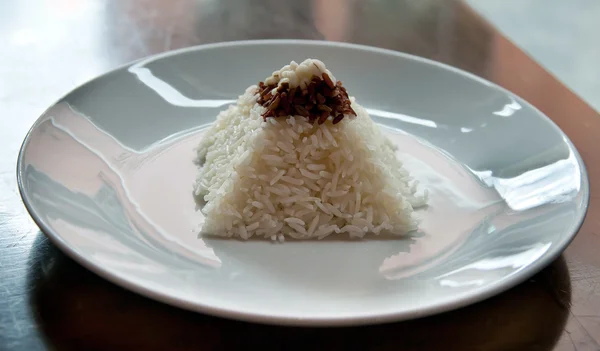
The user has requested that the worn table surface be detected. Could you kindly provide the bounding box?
[1,0,599,350]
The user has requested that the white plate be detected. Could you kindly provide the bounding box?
[17,40,589,326]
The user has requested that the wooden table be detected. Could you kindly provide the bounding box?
[1,0,598,350]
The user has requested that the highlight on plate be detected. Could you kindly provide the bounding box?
[193,59,428,241]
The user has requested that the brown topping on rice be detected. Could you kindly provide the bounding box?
[257,75,357,124]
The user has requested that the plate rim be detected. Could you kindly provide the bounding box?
[16,39,591,326]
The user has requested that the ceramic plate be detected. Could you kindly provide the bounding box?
[17,40,589,326]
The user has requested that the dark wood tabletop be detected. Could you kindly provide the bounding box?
[1,0,599,350]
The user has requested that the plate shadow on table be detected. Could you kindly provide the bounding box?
[26,232,570,351]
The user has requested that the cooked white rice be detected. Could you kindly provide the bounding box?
[194,86,428,241]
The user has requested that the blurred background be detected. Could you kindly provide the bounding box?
[468,0,600,113]
[2,0,598,114]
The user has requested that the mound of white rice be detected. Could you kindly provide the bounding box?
[194,59,428,241]
[194,91,427,241]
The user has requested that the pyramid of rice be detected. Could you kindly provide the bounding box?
[194,59,427,241]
